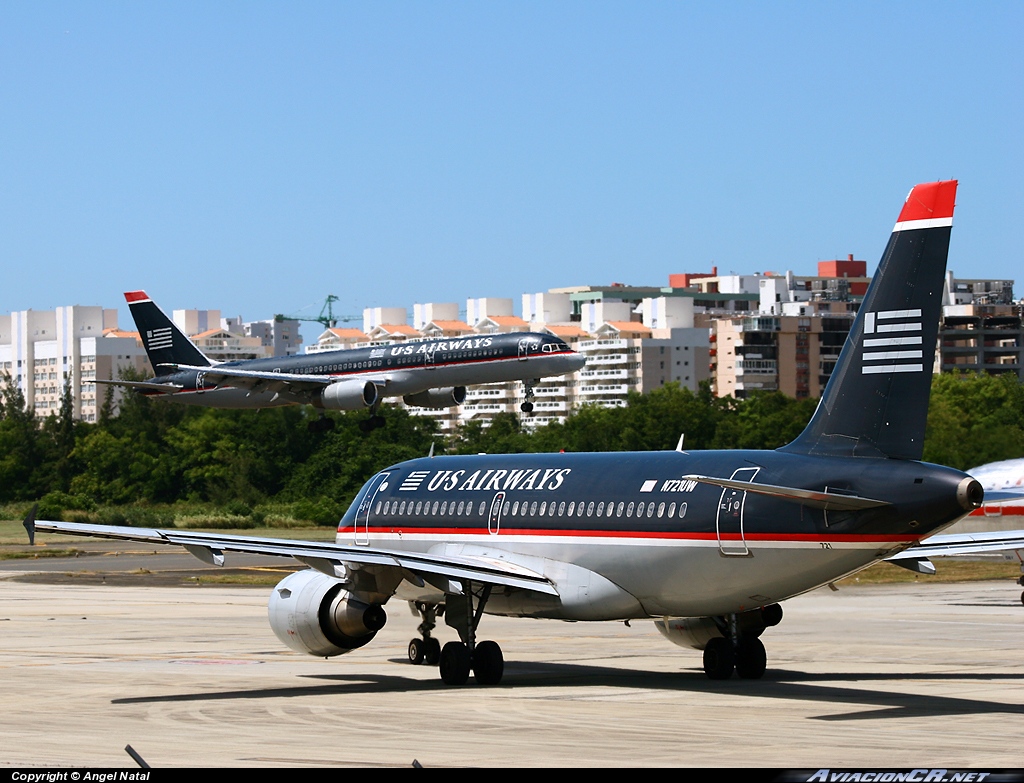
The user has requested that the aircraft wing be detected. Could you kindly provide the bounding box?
[166,363,389,394]
[681,474,890,511]
[93,379,184,394]
[25,518,558,596]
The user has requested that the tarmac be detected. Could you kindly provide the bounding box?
[0,559,1022,768]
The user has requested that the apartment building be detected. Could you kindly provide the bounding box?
[0,306,149,421]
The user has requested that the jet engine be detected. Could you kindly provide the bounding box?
[317,380,378,411]
[268,570,387,657]
[655,605,783,650]
[403,386,467,409]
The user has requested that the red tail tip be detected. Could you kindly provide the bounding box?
[124,291,149,303]
[897,180,958,223]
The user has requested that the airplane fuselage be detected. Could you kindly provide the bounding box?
[339,451,975,620]
[141,332,580,408]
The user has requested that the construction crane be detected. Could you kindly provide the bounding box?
[274,295,360,329]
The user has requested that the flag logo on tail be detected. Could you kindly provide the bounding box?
[861,309,925,374]
[147,327,173,350]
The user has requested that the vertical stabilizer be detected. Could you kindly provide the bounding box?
[781,180,958,460]
[125,291,213,372]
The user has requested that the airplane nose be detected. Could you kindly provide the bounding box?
[570,353,587,371]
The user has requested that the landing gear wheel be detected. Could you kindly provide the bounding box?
[358,419,373,434]
[472,640,504,686]
[703,637,735,680]
[520,402,534,413]
[423,637,441,666]
[308,417,335,433]
[371,415,386,429]
[735,638,767,680]
[408,638,425,665]
[439,641,471,685]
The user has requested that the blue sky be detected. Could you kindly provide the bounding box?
[2,2,1021,332]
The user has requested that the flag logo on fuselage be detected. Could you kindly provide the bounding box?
[861,309,924,374]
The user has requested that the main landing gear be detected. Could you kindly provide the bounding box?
[358,403,387,434]
[408,584,504,686]
[520,380,538,413]
[703,604,782,680]
[307,415,335,433]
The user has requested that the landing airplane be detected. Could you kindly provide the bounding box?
[99,291,585,431]
[30,180,1024,685]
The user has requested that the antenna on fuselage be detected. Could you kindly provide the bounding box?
[675,434,686,453]
[428,442,435,458]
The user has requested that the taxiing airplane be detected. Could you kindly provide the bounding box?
[30,180,1024,685]
[99,292,585,431]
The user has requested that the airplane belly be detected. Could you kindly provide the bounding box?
[371,532,886,620]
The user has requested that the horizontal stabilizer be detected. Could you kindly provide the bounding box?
[93,379,184,394]
[888,529,1024,560]
[681,474,890,511]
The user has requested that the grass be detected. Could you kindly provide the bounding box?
[838,559,1021,585]
[0,548,84,560]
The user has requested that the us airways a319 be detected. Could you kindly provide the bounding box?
[99,291,585,432]
[31,180,1024,685]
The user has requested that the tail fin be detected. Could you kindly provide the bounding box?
[125,291,212,372]
[781,180,957,460]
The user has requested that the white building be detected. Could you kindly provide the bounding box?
[0,306,149,421]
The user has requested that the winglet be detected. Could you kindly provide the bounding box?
[23,503,37,545]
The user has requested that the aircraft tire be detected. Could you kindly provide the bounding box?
[735,638,767,680]
[520,402,534,413]
[372,415,386,429]
[423,637,441,666]
[408,638,425,665]
[358,419,373,434]
[703,637,735,680]
[439,641,471,686]
[1020,590,1023,607]
[472,640,504,686]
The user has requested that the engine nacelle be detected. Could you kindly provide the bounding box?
[654,616,723,650]
[403,386,467,409]
[655,605,784,650]
[268,570,387,657]
[317,380,378,411]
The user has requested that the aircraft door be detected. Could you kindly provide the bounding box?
[518,337,534,361]
[354,472,391,545]
[488,492,506,534]
[716,467,760,556]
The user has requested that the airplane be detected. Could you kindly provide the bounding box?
[969,458,1024,495]
[29,180,1024,686]
[98,291,586,432]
